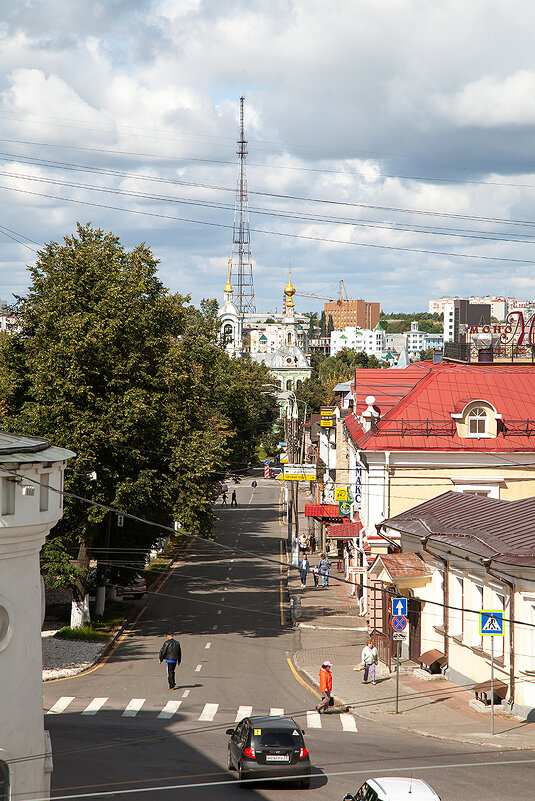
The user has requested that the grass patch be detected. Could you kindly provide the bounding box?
[54,600,133,641]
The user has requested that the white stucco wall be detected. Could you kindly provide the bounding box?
[0,453,73,800]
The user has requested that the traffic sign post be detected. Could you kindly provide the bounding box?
[391,612,408,713]
[479,610,505,736]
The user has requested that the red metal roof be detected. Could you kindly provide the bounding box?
[304,504,342,519]
[327,520,363,538]
[345,362,535,452]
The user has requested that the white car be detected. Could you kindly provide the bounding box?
[343,777,441,801]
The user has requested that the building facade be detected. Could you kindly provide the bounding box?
[0,433,75,800]
[324,298,381,331]
[330,323,386,359]
[378,491,535,717]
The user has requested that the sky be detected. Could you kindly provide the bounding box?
[0,0,535,314]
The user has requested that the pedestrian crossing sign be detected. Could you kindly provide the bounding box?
[479,609,504,636]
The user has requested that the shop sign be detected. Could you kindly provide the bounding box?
[334,487,348,501]
[354,465,362,507]
[283,463,317,481]
[467,311,535,347]
[338,500,351,516]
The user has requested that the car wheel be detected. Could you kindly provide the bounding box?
[237,763,245,784]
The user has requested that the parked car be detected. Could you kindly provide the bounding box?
[269,468,282,479]
[343,777,441,801]
[116,575,146,599]
[226,715,311,787]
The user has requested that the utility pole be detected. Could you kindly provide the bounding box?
[230,96,256,314]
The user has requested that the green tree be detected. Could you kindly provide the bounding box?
[327,314,334,335]
[0,224,275,622]
[320,310,326,336]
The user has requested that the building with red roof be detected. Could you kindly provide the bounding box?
[342,361,535,554]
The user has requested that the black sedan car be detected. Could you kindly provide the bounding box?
[226,715,311,787]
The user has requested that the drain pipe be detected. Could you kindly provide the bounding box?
[422,536,449,665]
[483,557,515,707]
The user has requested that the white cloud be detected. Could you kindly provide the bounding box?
[435,70,535,128]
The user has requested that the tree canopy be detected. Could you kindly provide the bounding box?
[0,223,277,604]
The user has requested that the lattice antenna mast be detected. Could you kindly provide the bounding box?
[230,96,255,314]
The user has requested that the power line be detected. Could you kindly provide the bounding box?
[1,182,533,267]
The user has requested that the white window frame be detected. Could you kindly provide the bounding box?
[450,574,464,638]
[470,581,484,647]
[466,406,490,439]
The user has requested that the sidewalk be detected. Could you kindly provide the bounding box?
[289,563,535,750]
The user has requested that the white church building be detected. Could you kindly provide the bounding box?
[218,270,312,396]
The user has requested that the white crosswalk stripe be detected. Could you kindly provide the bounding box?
[158,701,182,719]
[198,703,219,721]
[306,710,322,728]
[340,713,358,732]
[82,698,108,716]
[235,705,253,722]
[46,696,75,715]
[122,699,145,717]
[43,697,360,733]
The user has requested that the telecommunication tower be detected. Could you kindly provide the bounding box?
[230,96,256,314]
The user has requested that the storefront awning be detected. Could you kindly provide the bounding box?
[304,503,343,522]
[327,520,363,539]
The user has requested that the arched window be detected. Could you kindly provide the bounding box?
[296,379,302,389]
[286,379,293,391]
[0,761,9,801]
[223,323,233,344]
[287,332,292,344]
[467,406,487,436]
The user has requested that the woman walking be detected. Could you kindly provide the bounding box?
[299,553,310,588]
[361,638,379,684]
[317,553,331,587]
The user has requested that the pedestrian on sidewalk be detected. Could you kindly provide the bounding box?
[159,633,182,690]
[299,553,310,587]
[309,532,317,553]
[298,532,308,552]
[311,566,319,587]
[221,492,228,506]
[317,554,331,587]
[231,490,237,507]
[362,638,378,684]
[316,660,333,713]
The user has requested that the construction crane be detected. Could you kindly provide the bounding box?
[293,279,349,305]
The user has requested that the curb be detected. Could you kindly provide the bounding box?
[43,535,195,681]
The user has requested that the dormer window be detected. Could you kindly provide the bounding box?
[467,406,488,437]
[451,399,501,439]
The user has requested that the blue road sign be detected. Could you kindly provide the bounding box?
[391,615,408,632]
[263,459,270,466]
[392,597,408,617]
[480,609,504,636]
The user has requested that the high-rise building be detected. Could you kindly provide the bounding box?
[324,299,380,330]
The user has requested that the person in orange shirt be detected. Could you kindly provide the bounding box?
[316,661,333,713]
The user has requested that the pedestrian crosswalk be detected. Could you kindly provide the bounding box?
[44,696,358,732]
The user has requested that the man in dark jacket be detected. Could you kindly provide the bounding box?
[159,633,182,689]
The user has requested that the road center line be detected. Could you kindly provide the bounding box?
[205,642,211,649]
[195,664,203,672]
[182,689,190,698]
[199,702,219,721]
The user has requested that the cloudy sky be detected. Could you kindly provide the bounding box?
[0,0,534,314]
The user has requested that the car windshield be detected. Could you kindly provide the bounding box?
[257,731,298,748]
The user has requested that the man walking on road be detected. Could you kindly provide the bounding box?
[221,492,228,506]
[316,660,333,713]
[231,489,238,507]
[159,633,182,690]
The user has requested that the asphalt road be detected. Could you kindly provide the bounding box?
[44,477,535,801]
